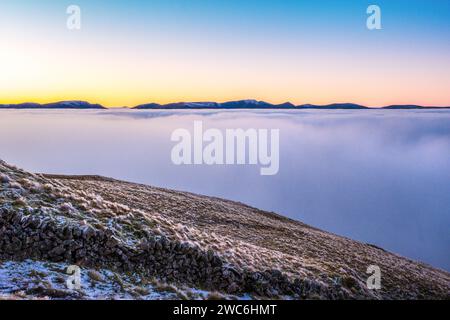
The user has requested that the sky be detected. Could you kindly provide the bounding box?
[1,0,449,107]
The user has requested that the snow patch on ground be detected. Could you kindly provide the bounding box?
[0,259,252,300]
[0,260,181,300]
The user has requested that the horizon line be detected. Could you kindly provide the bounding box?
[1,99,450,109]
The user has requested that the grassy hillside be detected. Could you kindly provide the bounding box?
[0,160,448,299]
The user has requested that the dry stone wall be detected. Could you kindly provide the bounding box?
[0,207,349,299]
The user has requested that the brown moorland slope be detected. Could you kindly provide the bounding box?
[0,160,449,299]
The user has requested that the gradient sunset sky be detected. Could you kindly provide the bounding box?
[1,0,449,107]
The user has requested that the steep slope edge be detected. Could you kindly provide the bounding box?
[0,160,448,299]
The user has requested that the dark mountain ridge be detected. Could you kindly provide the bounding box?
[1,100,449,110]
[0,101,105,109]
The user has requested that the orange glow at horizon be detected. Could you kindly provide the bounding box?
[1,6,450,109]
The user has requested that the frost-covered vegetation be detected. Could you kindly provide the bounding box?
[0,160,449,300]
[0,259,211,300]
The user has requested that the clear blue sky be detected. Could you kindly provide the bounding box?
[1,0,449,106]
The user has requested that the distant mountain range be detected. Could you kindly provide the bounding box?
[0,101,105,109]
[1,100,449,110]
[134,100,450,109]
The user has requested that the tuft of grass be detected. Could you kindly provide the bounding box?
[206,291,226,300]
[133,286,150,296]
[88,270,104,282]
[0,173,10,183]
[13,197,28,207]
[342,276,358,289]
